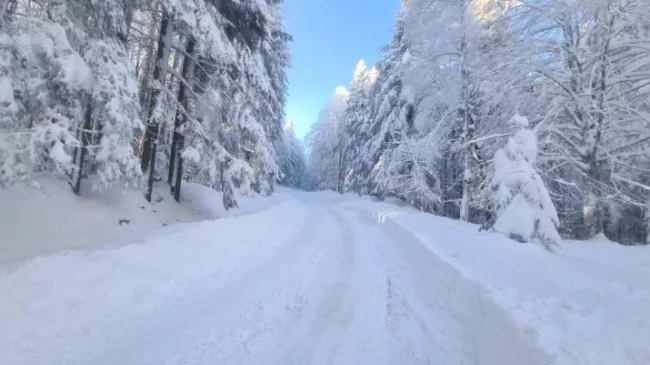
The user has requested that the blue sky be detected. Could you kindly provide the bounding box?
[283,0,400,139]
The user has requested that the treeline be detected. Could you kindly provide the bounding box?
[0,0,300,209]
[305,0,650,245]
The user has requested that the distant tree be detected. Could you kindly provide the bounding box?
[304,88,349,192]
[277,120,306,188]
[341,60,378,193]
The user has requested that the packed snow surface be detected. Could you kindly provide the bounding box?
[1,188,648,365]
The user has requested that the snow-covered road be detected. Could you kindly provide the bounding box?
[5,190,647,365]
[1,192,473,365]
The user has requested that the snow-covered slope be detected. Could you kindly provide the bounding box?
[345,197,650,365]
[0,176,279,265]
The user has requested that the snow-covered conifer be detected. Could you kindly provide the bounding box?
[488,115,562,251]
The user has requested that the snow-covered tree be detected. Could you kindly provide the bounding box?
[179,0,287,208]
[0,0,293,211]
[510,0,650,240]
[0,0,142,191]
[364,11,421,200]
[304,87,349,191]
[341,59,379,193]
[303,0,650,245]
[486,115,562,251]
[372,134,440,212]
[276,120,306,188]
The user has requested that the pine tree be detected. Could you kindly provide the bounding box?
[167,36,196,202]
[0,0,293,211]
[304,87,349,191]
[364,12,419,199]
[277,120,306,188]
[140,9,171,202]
[0,0,144,193]
[342,60,378,193]
[487,115,562,251]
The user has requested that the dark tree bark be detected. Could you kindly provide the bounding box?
[137,13,160,106]
[141,12,171,202]
[70,96,93,195]
[169,37,196,202]
[120,0,134,46]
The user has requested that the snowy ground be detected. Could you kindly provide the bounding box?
[0,175,279,265]
[1,187,648,365]
[346,197,650,365]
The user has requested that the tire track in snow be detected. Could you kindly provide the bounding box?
[160,204,356,365]
[211,205,353,365]
[275,205,401,365]
[273,206,357,365]
[344,205,474,365]
[75,204,331,365]
[23,196,475,365]
[326,207,393,365]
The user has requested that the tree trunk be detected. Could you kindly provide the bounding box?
[137,13,161,109]
[583,192,604,239]
[121,0,134,45]
[169,37,196,202]
[337,141,344,194]
[70,97,93,195]
[581,8,612,239]
[141,12,171,202]
[458,0,472,222]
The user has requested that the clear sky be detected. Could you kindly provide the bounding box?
[283,0,401,139]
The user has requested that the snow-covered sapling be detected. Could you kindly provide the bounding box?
[487,114,562,251]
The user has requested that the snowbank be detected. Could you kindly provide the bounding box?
[344,198,650,365]
[0,175,281,265]
[0,196,310,365]
[182,183,284,219]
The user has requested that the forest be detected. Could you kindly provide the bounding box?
[2,0,650,246]
[304,0,650,246]
[0,0,304,209]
